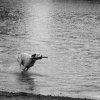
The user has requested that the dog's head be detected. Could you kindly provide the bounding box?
[31,53,42,60]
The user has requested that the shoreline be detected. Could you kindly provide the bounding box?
[0,91,92,100]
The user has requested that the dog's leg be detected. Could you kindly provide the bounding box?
[22,66,30,72]
[19,65,24,72]
[21,66,28,72]
[17,57,23,72]
[26,67,30,71]
[18,61,23,72]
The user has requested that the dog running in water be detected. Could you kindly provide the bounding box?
[17,53,48,72]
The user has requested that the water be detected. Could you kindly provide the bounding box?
[0,0,100,99]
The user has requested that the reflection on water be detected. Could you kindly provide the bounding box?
[17,72,35,91]
[0,0,100,99]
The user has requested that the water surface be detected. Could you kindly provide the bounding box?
[0,0,100,99]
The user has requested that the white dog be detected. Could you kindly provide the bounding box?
[17,53,47,72]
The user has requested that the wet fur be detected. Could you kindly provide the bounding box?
[17,53,42,72]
